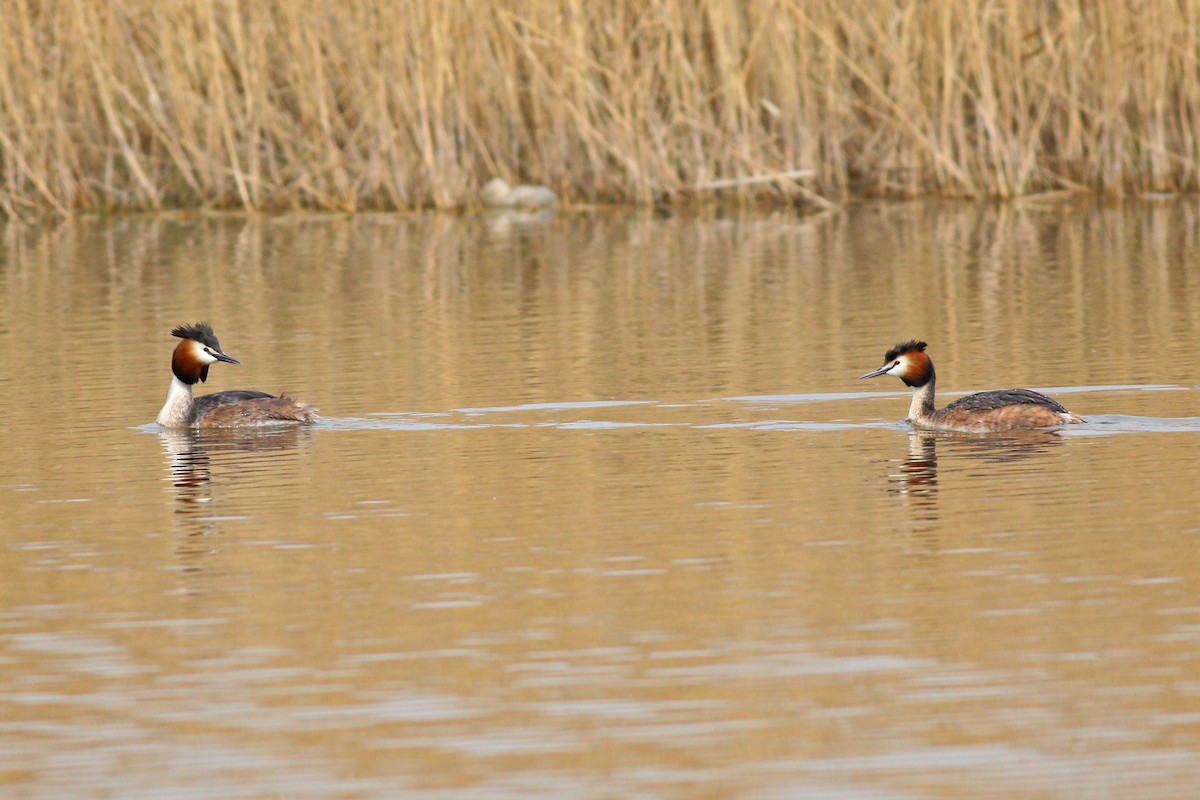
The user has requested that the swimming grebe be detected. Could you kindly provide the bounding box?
[859,340,1082,432]
[480,178,558,210]
[156,322,318,428]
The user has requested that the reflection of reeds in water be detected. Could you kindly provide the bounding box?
[2,1,1198,214]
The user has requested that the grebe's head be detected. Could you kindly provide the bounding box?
[859,340,933,387]
[480,178,513,206]
[169,322,241,385]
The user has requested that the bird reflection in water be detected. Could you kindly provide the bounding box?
[159,426,311,543]
[888,431,940,523]
[887,428,1067,523]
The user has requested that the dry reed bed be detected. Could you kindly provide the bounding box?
[0,0,1198,214]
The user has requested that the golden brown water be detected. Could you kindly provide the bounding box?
[2,203,1200,797]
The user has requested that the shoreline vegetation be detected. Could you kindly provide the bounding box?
[2,1,1198,216]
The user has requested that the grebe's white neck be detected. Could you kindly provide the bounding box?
[157,375,195,427]
[907,364,937,427]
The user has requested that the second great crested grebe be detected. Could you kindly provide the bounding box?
[156,322,318,428]
[480,178,558,210]
[860,340,1083,432]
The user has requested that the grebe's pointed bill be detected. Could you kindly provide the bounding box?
[859,363,893,380]
[211,350,241,365]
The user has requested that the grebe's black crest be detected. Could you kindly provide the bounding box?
[171,322,222,351]
[884,340,927,363]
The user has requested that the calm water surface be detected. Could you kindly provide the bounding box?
[1,203,1199,797]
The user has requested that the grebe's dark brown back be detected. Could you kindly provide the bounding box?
[859,340,1082,432]
[157,322,318,428]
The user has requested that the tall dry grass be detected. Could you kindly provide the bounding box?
[0,0,1198,214]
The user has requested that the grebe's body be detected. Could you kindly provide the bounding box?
[157,323,318,428]
[860,340,1082,433]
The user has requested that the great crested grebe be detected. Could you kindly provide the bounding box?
[156,322,318,428]
[860,340,1082,432]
